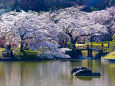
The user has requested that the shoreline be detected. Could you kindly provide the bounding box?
[101,58,115,62]
[0,57,101,62]
[0,57,114,62]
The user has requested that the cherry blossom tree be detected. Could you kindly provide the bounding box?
[50,6,107,48]
[0,6,111,58]
[88,7,115,41]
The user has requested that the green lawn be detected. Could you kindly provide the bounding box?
[104,51,115,59]
[76,41,110,47]
[85,41,109,47]
[75,44,87,47]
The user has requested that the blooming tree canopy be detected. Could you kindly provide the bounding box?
[0,6,113,58]
[88,7,115,40]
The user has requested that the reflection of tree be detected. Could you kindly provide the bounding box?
[0,63,5,86]
[4,63,21,86]
[0,61,114,86]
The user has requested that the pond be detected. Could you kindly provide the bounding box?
[0,60,115,86]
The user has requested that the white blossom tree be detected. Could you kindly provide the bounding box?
[50,6,107,48]
[0,6,112,58]
[88,7,115,40]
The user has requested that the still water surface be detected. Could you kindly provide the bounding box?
[0,60,115,86]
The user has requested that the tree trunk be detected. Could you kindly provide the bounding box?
[20,41,24,52]
[65,42,82,59]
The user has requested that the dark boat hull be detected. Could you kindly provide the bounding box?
[75,73,101,76]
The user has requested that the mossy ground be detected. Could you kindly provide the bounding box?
[14,48,40,59]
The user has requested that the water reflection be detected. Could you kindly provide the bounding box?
[0,60,114,86]
[74,76,100,81]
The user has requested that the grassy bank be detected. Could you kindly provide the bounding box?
[104,51,115,59]
[14,49,40,59]
[86,41,109,47]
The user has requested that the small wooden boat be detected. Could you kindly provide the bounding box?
[72,67,101,77]
[71,67,87,74]
[76,72,101,76]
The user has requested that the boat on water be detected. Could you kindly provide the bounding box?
[71,67,87,75]
[71,67,101,77]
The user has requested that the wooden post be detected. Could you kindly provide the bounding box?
[108,42,110,48]
[89,49,93,57]
[91,43,93,48]
[101,43,104,51]
[87,44,89,57]
[87,44,93,57]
